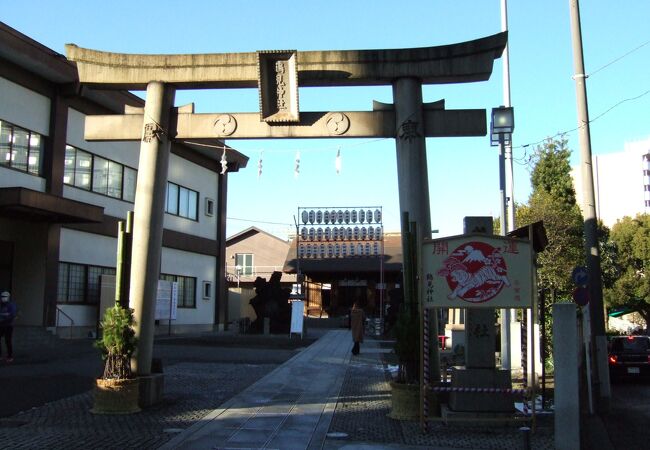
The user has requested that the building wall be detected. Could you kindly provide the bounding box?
[160,247,216,326]
[60,228,116,266]
[573,137,650,227]
[0,77,48,193]
[225,231,293,283]
[165,152,218,240]
[65,107,139,220]
[0,218,48,326]
[0,166,45,191]
[1,63,224,334]
[0,76,50,137]
[57,229,117,328]
[227,287,257,323]
[225,229,295,326]
[57,107,221,330]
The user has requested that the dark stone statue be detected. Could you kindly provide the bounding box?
[249,271,291,334]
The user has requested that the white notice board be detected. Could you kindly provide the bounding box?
[155,280,178,320]
[290,300,304,338]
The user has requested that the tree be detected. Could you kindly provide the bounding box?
[516,137,585,363]
[529,137,576,207]
[96,304,138,380]
[598,221,619,291]
[518,138,585,298]
[605,214,650,332]
[518,192,584,296]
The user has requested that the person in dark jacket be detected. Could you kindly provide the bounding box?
[0,291,17,363]
[350,301,365,355]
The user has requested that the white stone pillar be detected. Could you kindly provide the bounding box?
[130,81,176,375]
[553,303,580,450]
[393,77,439,380]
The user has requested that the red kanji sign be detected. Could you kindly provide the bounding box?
[422,234,533,308]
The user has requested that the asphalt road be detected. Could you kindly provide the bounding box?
[605,376,650,449]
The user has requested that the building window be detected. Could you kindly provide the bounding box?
[205,198,215,217]
[57,262,115,304]
[0,120,43,175]
[64,145,136,201]
[165,182,198,220]
[123,167,137,202]
[160,273,196,308]
[235,253,253,276]
[202,281,212,300]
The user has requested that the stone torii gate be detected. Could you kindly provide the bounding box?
[66,32,507,377]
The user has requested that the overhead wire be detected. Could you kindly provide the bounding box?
[510,37,650,167]
[511,87,650,169]
[587,38,650,78]
[227,217,293,226]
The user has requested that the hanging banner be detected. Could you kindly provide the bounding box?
[421,234,532,308]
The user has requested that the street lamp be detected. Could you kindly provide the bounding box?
[490,105,514,234]
[491,106,514,147]
[491,105,514,371]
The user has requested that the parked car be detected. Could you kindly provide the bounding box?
[608,335,650,380]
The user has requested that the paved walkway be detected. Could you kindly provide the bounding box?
[161,329,352,449]
[161,330,554,450]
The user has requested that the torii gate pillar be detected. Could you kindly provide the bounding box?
[130,82,176,375]
[393,77,440,382]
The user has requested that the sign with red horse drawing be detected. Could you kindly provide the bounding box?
[422,234,533,308]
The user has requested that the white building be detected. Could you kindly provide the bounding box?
[0,23,247,336]
[572,137,650,227]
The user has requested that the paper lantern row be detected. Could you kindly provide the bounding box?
[300,226,383,242]
[300,209,381,225]
[299,242,381,258]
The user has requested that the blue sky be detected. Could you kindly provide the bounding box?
[3,1,649,238]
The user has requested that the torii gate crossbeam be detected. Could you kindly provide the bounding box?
[66,32,506,89]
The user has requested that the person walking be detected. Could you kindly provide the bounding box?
[0,291,17,363]
[350,301,365,355]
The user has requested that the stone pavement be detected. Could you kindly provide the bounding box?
[0,327,559,449]
[162,330,554,450]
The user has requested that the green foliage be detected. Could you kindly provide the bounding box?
[530,137,577,208]
[518,191,584,295]
[598,221,619,290]
[95,304,138,379]
[517,137,586,363]
[493,217,501,235]
[393,305,419,384]
[604,214,650,330]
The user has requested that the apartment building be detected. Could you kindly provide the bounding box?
[573,137,650,227]
[0,22,247,336]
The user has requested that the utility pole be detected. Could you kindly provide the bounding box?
[501,0,516,234]
[568,0,610,412]
[500,0,515,371]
